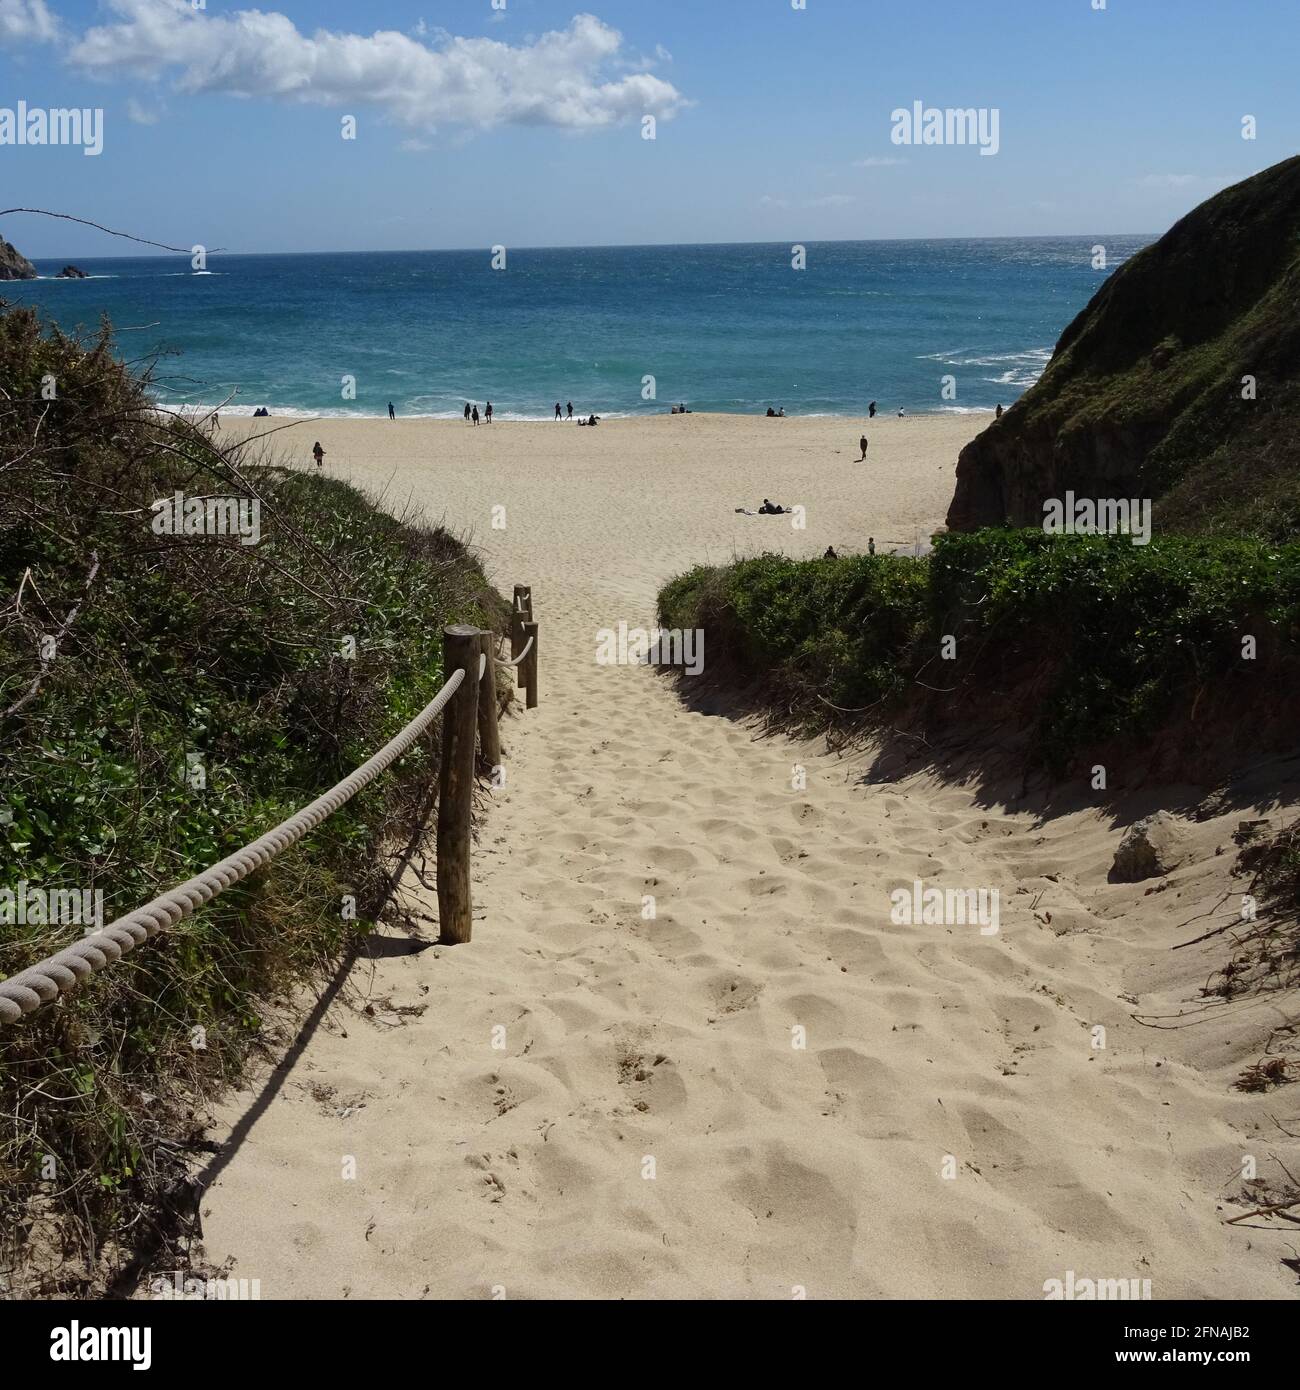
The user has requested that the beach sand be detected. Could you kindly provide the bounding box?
[195,412,1297,1299]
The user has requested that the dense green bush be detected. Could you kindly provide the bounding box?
[659,530,1300,769]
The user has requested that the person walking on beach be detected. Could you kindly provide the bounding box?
[868,400,877,419]
[859,434,868,461]
[312,441,325,469]
[567,401,573,419]
[388,401,395,420]
[555,402,562,420]
[485,401,493,423]
[471,405,480,425]
[464,402,471,423]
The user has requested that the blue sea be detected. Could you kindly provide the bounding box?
[6,238,1153,419]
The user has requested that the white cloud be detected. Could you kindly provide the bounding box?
[0,0,60,44]
[126,95,161,124]
[65,2,686,133]
[804,193,856,208]
[759,194,790,209]
[855,156,906,168]
[1138,173,1201,188]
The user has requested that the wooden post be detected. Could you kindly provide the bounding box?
[512,585,533,688]
[476,629,501,775]
[437,624,480,944]
[521,619,539,710]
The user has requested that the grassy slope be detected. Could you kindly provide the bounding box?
[0,305,508,1292]
[947,155,1300,539]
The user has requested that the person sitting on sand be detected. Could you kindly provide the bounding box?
[898,408,906,418]
[312,441,325,468]
[777,407,786,417]
[859,434,868,460]
[824,545,838,559]
[766,406,776,417]
[587,414,599,426]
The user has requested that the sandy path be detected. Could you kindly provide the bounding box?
[197,415,1295,1299]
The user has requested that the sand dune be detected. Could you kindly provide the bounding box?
[195,414,1297,1299]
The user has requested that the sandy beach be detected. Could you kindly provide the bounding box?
[194,412,1297,1299]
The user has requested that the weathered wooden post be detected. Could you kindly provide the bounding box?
[521,619,539,710]
[512,584,533,688]
[437,624,480,944]
[476,629,501,775]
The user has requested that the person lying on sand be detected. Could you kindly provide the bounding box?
[757,498,789,514]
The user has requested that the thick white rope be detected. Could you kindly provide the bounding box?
[0,667,467,1026]
[497,635,534,668]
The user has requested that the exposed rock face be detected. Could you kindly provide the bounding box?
[1110,812,1190,882]
[56,265,88,279]
[947,155,1300,536]
[0,237,37,281]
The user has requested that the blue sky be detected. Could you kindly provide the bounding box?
[0,0,1295,256]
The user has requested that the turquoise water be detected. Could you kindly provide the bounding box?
[7,238,1152,419]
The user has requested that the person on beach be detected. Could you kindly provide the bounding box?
[898,408,906,418]
[464,402,471,422]
[824,545,838,559]
[555,402,563,420]
[859,434,868,460]
[996,403,1004,419]
[777,407,786,417]
[388,401,395,420]
[868,400,877,419]
[312,441,325,468]
[567,402,573,419]
[485,401,493,423]
[868,537,876,555]
[766,406,776,417]
[472,405,480,425]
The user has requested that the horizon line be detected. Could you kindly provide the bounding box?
[18,231,1160,262]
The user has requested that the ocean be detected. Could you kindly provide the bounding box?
[6,237,1152,419]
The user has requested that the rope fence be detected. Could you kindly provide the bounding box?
[0,587,542,1026]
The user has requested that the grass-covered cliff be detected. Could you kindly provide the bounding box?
[0,304,508,1293]
[947,155,1300,541]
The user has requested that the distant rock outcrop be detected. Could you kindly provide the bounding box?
[946,155,1300,540]
[56,265,88,279]
[0,237,37,281]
